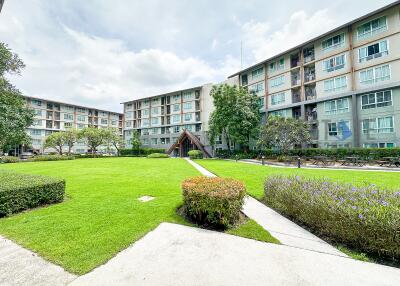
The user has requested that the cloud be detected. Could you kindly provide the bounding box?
[241,9,338,63]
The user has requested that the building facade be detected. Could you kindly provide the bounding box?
[25,96,123,154]
[229,2,400,149]
[122,84,216,156]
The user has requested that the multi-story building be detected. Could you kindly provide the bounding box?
[122,84,217,157]
[25,96,124,154]
[229,1,400,149]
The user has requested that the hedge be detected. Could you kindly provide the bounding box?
[215,148,400,160]
[0,156,19,164]
[120,148,165,157]
[264,175,400,261]
[182,176,246,229]
[147,153,169,158]
[0,171,65,217]
[188,150,203,159]
[28,155,75,162]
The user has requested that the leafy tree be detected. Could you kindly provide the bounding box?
[257,116,311,154]
[44,132,65,155]
[80,127,107,155]
[130,129,141,154]
[208,84,260,152]
[64,129,79,155]
[0,43,34,153]
[104,128,124,156]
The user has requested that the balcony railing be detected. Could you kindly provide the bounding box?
[292,93,301,103]
[291,77,300,86]
[310,129,318,140]
[304,72,315,82]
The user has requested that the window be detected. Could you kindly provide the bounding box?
[328,120,350,136]
[142,118,149,127]
[173,95,180,102]
[151,117,159,125]
[151,128,158,135]
[77,115,86,122]
[362,116,394,134]
[271,92,285,105]
[241,74,248,86]
[363,143,395,148]
[76,108,86,113]
[34,109,42,116]
[269,109,288,117]
[258,97,265,108]
[358,40,388,63]
[182,91,193,100]
[33,119,42,126]
[324,76,347,93]
[142,138,149,145]
[64,122,72,128]
[152,98,159,105]
[111,120,117,126]
[269,58,284,72]
[77,124,85,129]
[183,102,192,110]
[173,104,180,112]
[143,109,149,116]
[125,121,132,128]
[64,113,73,120]
[101,119,108,124]
[142,100,149,107]
[31,99,42,106]
[249,82,264,95]
[173,126,180,133]
[323,54,345,72]
[322,33,345,51]
[151,107,158,115]
[251,67,264,80]
[173,115,181,123]
[141,129,149,135]
[324,98,349,114]
[359,64,390,84]
[361,90,392,109]
[126,111,133,119]
[269,75,285,88]
[216,135,223,145]
[30,129,42,136]
[184,113,192,122]
[151,138,158,145]
[357,16,387,39]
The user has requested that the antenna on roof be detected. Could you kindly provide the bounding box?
[240,41,243,70]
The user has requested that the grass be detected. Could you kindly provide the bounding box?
[195,159,400,200]
[0,157,279,274]
[226,219,280,244]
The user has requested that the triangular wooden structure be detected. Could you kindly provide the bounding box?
[166,129,211,158]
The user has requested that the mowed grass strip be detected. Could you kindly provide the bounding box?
[195,159,400,199]
[0,158,199,274]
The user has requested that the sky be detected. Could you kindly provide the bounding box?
[0,0,395,112]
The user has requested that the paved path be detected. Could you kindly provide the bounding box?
[187,158,346,256]
[70,223,400,286]
[0,236,76,286]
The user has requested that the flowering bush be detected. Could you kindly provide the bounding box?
[182,176,246,229]
[265,175,400,260]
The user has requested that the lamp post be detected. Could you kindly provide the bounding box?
[262,156,265,166]
[297,156,301,168]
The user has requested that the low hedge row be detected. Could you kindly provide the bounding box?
[120,148,165,156]
[147,153,169,158]
[0,156,19,163]
[215,148,400,160]
[182,176,246,229]
[188,150,203,159]
[28,155,75,162]
[264,175,400,261]
[0,171,65,217]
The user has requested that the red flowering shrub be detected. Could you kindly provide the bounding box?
[182,176,246,229]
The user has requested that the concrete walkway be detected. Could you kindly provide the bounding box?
[0,236,76,286]
[70,223,400,286]
[187,158,346,257]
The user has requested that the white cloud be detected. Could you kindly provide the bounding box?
[241,9,338,63]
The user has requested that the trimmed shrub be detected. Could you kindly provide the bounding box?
[0,156,19,164]
[264,175,400,260]
[182,176,246,229]
[120,148,165,157]
[0,171,65,217]
[147,153,169,158]
[29,155,75,162]
[188,150,203,159]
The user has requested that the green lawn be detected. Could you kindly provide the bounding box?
[195,159,400,199]
[0,158,278,274]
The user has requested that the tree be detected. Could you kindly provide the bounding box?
[130,129,141,154]
[208,84,260,152]
[80,127,107,155]
[257,116,311,154]
[64,129,79,155]
[44,132,65,155]
[0,43,34,153]
[104,128,124,156]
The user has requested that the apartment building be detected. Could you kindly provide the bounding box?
[229,1,400,149]
[25,96,124,154]
[122,84,216,157]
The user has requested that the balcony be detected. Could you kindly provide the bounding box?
[290,54,300,68]
[306,105,317,121]
[310,128,319,140]
[305,85,316,101]
[304,66,315,83]
[291,72,301,86]
[292,107,302,120]
[291,91,301,103]
[303,47,315,63]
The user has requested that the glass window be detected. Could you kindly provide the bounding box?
[362,116,394,134]
[251,67,264,79]
[357,16,387,39]
[271,92,285,105]
[173,104,180,112]
[269,75,285,88]
[322,33,345,51]
[173,115,181,123]
[323,54,345,72]
[324,98,349,114]
[184,113,192,122]
[358,40,388,62]
[324,76,347,93]
[361,90,392,109]
[360,64,390,84]
[183,102,192,110]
